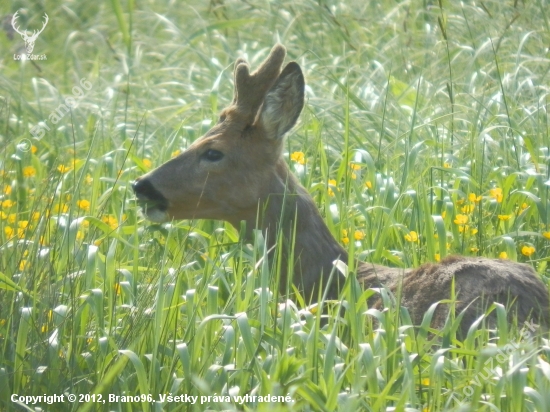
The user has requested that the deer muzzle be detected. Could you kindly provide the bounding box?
[132,178,169,222]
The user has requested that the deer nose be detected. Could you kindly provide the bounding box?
[131,178,143,196]
[132,178,168,210]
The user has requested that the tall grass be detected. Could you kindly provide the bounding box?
[1,0,549,410]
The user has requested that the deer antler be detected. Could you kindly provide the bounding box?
[11,11,25,38]
[232,44,287,121]
[11,11,49,39]
[32,13,49,38]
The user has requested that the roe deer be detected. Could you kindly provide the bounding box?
[132,44,549,335]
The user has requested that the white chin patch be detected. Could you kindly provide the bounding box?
[146,209,169,223]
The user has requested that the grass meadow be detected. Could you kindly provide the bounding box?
[1,0,550,410]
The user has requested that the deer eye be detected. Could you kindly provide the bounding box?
[202,149,224,162]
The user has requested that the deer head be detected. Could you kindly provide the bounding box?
[132,44,305,232]
[11,11,49,54]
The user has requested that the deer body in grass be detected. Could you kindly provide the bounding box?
[132,44,549,334]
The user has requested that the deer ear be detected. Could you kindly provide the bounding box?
[259,62,304,140]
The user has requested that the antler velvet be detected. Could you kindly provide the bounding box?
[232,44,287,121]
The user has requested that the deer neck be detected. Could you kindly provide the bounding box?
[233,160,349,300]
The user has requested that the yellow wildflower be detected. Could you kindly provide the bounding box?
[468,193,482,203]
[171,149,181,158]
[31,212,40,221]
[404,231,419,242]
[543,232,550,240]
[499,251,508,259]
[4,226,14,238]
[77,199,90,211]
[454,214,468,225]
[143,159,152,168]
[341,229,349,245]
[349,163,361,171]
[85,174,93,184]
[521,246,535,257]
[461,204,475,214]
[443,162,451,168]
[489,187,503,203]
[8,214,17,224]
[57,164,71,173]
[0,211,6,220]
[470,247,479,253]
[23,166,36,177]
[31,145,37,154]
[354,230,365,241]
[1,199,15,208]
[3,185,11,195]
[441,210,446,219]
[470,228,478,235]
[19,260,28,271]
[328,179,338,197]
[102,215,118,230]
[434,253,440,262]
[290,152,305,165]
[498,214,512,221]
[365,181,373,189]
[53,204,69,213]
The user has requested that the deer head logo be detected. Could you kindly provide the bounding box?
[11,10,49,54]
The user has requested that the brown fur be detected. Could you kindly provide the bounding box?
[360,256,549,335]
[133,44,549,334]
